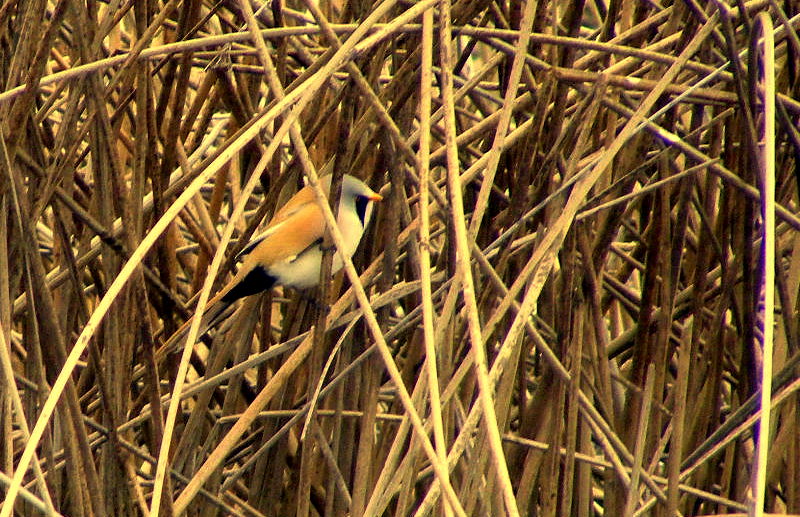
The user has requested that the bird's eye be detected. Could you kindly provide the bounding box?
[354,196,370,224]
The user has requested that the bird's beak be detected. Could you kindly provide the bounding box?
[369,192,383,202]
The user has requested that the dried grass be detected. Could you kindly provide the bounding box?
[1,0,800,516]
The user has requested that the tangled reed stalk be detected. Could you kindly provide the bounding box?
[1,0,799,515]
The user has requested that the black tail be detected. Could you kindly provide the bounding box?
[220,266,276,303]
[157,265,275,357]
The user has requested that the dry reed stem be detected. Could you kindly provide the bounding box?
[752,11,776,517]
[438,0,517,512]
[416,6,451,517]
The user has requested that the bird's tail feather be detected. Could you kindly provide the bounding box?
[158,295,235,358]
[156,267,260,358]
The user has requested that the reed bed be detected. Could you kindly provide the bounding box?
[1,0,799,515]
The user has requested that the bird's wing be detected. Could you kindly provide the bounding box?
[236,185,319,261]
[236,221,283,261]
[240,200,327,268]
[269,184,317,225]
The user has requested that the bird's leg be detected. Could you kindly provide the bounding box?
[318,243,336,254]
[294,288,325,313]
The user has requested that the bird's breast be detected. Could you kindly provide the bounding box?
[266,207,367,289]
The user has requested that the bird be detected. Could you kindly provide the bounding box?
[162,173,382,350]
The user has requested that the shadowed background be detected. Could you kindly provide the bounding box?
[1,0,799,516]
